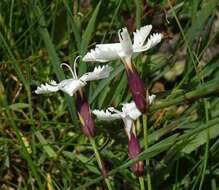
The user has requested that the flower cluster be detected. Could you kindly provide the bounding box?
[35,25,162,177]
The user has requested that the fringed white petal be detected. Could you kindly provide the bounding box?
[58,79,86,96]
[133,25,152,49]
[82,44,122,62]
[97,43,124,58]
[35,80,59,94]
[92,109,122,121]
[122,101,142,120]
[118,28,133,58]
[149,94,156,104]
[96,43,121,50]
[80,65,113,82]
[134,33,163,52]
[83,25,162,63]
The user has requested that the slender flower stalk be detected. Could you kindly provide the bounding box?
[93,97,155,176]
[90,138,112,189]
[139,176,145,190]
[143,115,152,190]
[35,58,113,188]
[83,25,162,113]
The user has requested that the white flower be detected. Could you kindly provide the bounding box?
[35,59,113,96]
[82,25,162,64]
[93,96,155,137]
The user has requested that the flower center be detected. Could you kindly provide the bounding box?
[60,56,81,80]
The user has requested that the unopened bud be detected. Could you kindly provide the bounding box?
[130,160,144,177]
[128,132,144,176]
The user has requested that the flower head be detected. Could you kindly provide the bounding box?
[92,95,155,138]
[92,100,156,176]
[83,25,162,113]
[93,101,141,138]
[35,57,113,138]
[82,25,162,64]
[35,59,113,96]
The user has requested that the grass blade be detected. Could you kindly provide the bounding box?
[79,1,101,74]
[186,0,218,45]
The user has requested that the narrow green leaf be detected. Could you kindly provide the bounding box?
[110,72,127,106]
[191,0,198,24]
[97,86,110,108]
[186,0,218,45]
[8,103,29,110]
[182,124,219,154]
[81,1,101,52]
[151,76,219,112]
[79,1,102,74]
[35,131,57,159]
[62,0,81,48]
[134,0,142,28]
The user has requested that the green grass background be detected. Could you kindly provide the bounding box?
[0,0,219,189]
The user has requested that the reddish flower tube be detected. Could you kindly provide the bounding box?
[75,90,95,138]
[125,64,148,114]
[128,132,144,176]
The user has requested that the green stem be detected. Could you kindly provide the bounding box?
[198,99,209,190]
[143,114,152,190]
[139,177,145,190]
[89,138,112,190]
[143,115,148,150]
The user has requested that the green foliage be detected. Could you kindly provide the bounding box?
[0,0,219,189]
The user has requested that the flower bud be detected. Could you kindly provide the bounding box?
[75,91,95,138]
[128,132,144,176]
[130,160,144,177]
[125,64,148,113]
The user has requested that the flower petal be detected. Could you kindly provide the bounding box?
[149,94,156,104]
[80,65,113,82]
[82,43,122,62]
[133,25,152,50]
[92,109,122,121]
[122,101,142,120]
[118,28,133,58]
[134,33,163,52]
[58,79,86,96]
[35,80,59,94]
[123,117,133,136]
[96,43,121,50]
